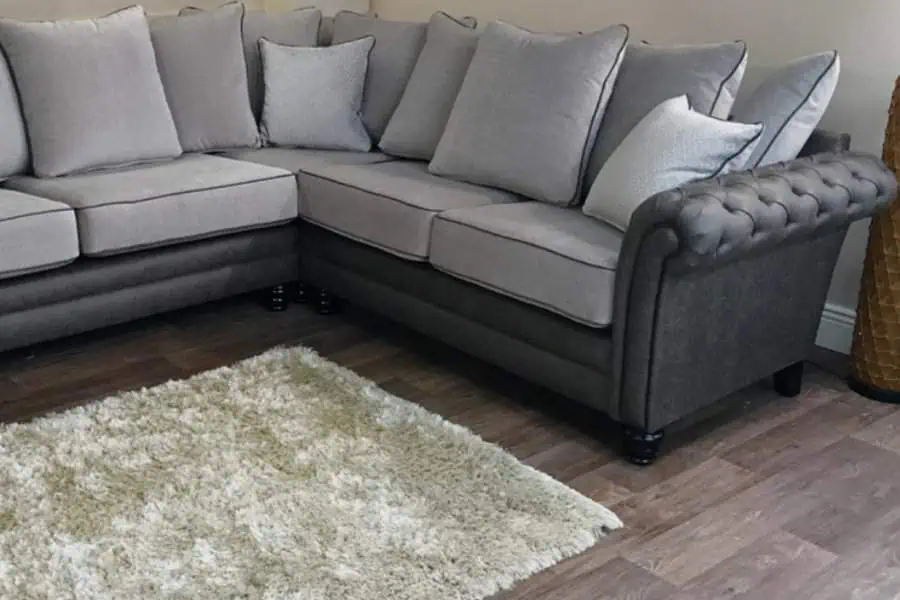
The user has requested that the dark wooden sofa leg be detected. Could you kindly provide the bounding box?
[622,426,664,466]
[317,288,340,315]
[774,361,804,398]
[294,281,312,304]
[267,284,288,312]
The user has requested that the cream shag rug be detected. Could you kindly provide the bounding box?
[0,346,622,599]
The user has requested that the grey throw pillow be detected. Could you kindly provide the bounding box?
[583,95,763,231]
[730,51,840,167]
[0,6,182,178]
[379,12,478,161]
[151,3,260,152]
[260,37,373,152]
[331,11,427,141]
[0,51,29,179]
[180,5,322,122]
[586,41,748,190]
[429,21,630,206]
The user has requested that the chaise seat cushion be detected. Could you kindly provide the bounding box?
[430,202,623,327]
[4,155,297,257]
[297,160,521,260]
[224,148,394,175]
[0,190,78,280]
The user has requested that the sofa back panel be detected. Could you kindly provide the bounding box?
[0,52,28,179]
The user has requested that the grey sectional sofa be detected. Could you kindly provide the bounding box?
[0,6,896,467]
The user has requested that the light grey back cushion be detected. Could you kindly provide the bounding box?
[151,3,260,152]
[583,95,763,231]
[730,51,840,167]
[0,52,29,178]
[429,21,629,207]
[260,37,373,152]
[0,6,181,178]
[331,11,427,141]
[586,41,748,190]
[181,5,322,122]
[379,12,478,161]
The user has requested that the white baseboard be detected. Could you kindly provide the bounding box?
[816,303,856,355]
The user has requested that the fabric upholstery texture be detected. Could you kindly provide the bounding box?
[0,191,78,280]
[731,52,840,167]
[623,151,896,269]
[430,202,623,327]
[584,95,764,231]
[0,239,298,353]
[331,12,427,141]
[299,223,613,369]
[429,22,629,206]
[151,3,260,152]
[297,160,520,260]
[224,148,394,173]
[0,6,182,177]
[259,37,374,151]
[0,52,29,179]
[587,41,748,188]
[0,226,298,316]
[180,5,322,122]
[5,155,297,257]
[379,12,478,160]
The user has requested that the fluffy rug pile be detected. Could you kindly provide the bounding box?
[0,346,622,599]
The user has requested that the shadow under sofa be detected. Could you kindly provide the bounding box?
[238,130,892,466]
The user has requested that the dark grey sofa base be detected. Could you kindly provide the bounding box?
[0,226,299,353]
[298,222,617,412]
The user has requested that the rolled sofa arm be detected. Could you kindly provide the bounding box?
[625,152,897,271]
[610,151,897,432]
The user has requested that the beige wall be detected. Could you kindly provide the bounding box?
[373,0,898,312]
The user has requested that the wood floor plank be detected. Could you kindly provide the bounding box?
[670,531,836,600]
[853,409,900,454]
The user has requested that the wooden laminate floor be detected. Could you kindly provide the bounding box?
[1,295,898,599]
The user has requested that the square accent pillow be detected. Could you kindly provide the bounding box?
[260,37,373,151]
[379,12,478,161]
[0,6,182,177]
[180,5,322,122]
[331,11,427,141]
[730,51,840,167]
[429,21,630,207]
[151,2,259,152]
[583,95,763,231]
[586,41,748,190]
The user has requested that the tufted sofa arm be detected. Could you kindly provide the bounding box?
[610,151,897,436]
[624,152,897,270]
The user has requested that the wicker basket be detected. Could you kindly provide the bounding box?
[849,76,900,402]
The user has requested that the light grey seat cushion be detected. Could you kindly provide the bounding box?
[331,12,427,141]
[0,6,182,178]
[224,148,394,173]
[429,21,629,207]
[5,155,297,257]
[297,160,521,260]
[260,37,374,151]
[583,95,763,231]
[379,12,478,160]
[151,3,260,152]
[731,52,840,167]
[180,6,322,122]
[0,52,29,179]
[587,41,748,189]
[0,191,79,280]
[430,202,623,327]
